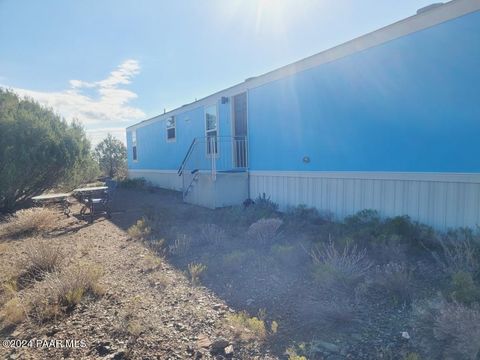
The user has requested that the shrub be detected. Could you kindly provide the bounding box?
[286,204,326,226]
[449,271,480,305]
[430,231,479,276]
[168,234,191,256]
[199,223,226,246]
[286,347,307,360]
[254,193,279,212]
[127,218,151,240]
[0,89,93,212]
[187,262,207,286]
[368,262,413,304]
[20,241,65,282]
[270,320,278,334]
[144,238,166,256]
[29,263,103,321]
[0,208,58,239]
[344,209,381,228]
[0,296,27,326]
[226,311,267,340]
[413,298,480,359]
[247,218,283,246]
[309,239,372,289]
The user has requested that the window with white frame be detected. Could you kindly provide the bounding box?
[205,105,218,155]
[166,116,176,141]
[132,130,138,161]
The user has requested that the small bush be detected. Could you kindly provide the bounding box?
[286,347,307,360]
[286,204,327,226]
[270,320,278,334]
[20,241,65,282]
[0,208,58,239]
[310,240,372,289]
[430,231,479,276]
[368,262,413,304]
[144,238,166,256]
[413,298,480,359]
[0,296,27,326]
[247,218,283,246]
[199,223,226,246]
[29,263,103,322]
[227,311,267,340]
[187,262,207,286]
[168,234,191,256]
[344,209,381,228]
[127,218,151,240]
[449,271,480,305]
[254,193,279,212]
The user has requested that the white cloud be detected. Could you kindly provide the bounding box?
[2,59,145,127]
[86,127,126,148]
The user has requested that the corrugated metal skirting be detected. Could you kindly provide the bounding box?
[249,172,480,231]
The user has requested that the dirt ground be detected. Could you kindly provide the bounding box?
[0,188,277,360]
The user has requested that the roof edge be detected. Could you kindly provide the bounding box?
[127,0,480,131]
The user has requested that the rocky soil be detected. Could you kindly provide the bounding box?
[0,207,277,360]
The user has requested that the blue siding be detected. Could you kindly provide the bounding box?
[248,11,480,172]
[128,10,480,174]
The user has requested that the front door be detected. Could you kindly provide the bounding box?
[232,92,247,168]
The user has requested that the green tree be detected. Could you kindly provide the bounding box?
[94,134,127,178]
[0,88,97,212]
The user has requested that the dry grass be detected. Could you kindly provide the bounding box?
[368,262,413,304]
[200,223,226,246]
[414,298,480,359]
[0,296,28,326]
[28,262,103,322]
[430,234,478,275]
[0,208,58,239]
[169,234,191,256]
[19,240,65,283]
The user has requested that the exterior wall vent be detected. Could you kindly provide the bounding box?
[417,2,445,14]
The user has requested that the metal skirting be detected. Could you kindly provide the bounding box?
[249,171,480,231]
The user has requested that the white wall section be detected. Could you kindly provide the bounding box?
[249,171,480,230]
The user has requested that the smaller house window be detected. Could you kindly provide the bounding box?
[132,146,137,161]
[166,116,176,142]
[205,105,218,155]
[132,130,138,161]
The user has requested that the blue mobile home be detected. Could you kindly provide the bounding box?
[127,0,480,230]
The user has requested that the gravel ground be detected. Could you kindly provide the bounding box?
[0,196,277,360]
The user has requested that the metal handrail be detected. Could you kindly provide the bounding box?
[179,135,248,198]
[178,138,197,176]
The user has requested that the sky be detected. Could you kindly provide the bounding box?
[0,0,435,146]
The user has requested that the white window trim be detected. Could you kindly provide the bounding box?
[204,103,219,158]
[166,116,176,143]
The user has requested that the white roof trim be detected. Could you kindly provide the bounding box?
[128,0,480,131]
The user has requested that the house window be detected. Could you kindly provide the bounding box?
[132,146,137,161]
[132,130,138,161]
[205,105,218,155]
[166,116,176,142]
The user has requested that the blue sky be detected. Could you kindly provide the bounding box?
[0,0,434,145]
